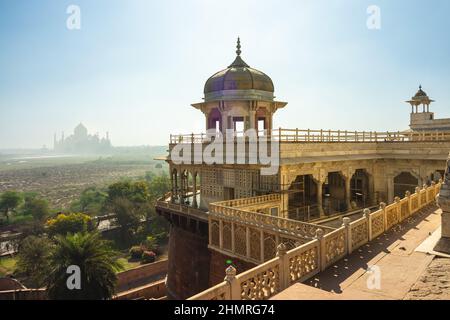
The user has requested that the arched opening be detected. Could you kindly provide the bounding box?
[207,108,221,132]
[256,107,269,135]
[287,175,318,221]
[431,170,444,183]
[394,172,419,198]
[323,172,347,214]
[350,169,370,208]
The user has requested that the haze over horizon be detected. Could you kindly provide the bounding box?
[1,0,450,149]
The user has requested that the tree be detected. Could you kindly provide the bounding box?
[71,187,107,216]
[45,232,123,300]
[106,181,150,205]
[16,236,53,288]
[0,191,22,222]
[148,174,170,199]
[109,197,142,243]
[46,213,94,237]
[22,196,50,222]
[144,171,156,183]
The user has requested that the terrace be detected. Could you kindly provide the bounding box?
[189,181,442,300]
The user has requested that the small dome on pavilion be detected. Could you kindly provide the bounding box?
[413,85,428,99]
[204,38,274,98]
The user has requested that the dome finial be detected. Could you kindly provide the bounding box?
[419,84,422,90]
[236,37,241,56]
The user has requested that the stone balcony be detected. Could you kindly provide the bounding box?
[189,182,442,300]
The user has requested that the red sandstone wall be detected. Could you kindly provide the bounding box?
[116,259,168,292]
[166,224,211,300]
[0,289,46,300]
[208,250,257,286]
[114,279,166,300]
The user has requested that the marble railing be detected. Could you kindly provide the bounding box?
[170,129,450,144]
[155,199,208,222]
[208,194,336,264]
[213,194,281,208]
[190,182,441,300]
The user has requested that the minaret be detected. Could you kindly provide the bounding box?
[53,133,57,149]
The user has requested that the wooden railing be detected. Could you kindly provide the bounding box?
[190,182,441,300]
[170,129,450,144]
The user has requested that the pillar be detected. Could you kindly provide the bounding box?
[221,110,228,132]
[193,172,198,208]
[367,173,375,205]
[387,175,394,204]
[316,180,325,217]
[249,110,256,131]
[345,175,352,210]
[174,171,179,201]
[171,170,175,203]
[435,153,450,253]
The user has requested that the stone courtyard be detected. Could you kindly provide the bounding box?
[271,205,450,300]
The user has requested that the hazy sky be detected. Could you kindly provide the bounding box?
[1,0,450,148]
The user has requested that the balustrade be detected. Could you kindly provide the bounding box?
[191,181,442,300]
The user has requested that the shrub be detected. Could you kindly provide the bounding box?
[141,251,156,264]
[129,246,144,259]
[142,235,157,250]
[46,213,94,237]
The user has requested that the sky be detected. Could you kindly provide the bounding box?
[1,0,450,149]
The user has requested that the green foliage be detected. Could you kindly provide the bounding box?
[144,171,156,183]
[142,235,157,251]
[148,173,170,199]
[16,236,53,288]
[109,197,142,243]
[71,187,107,216]
[106,180,150,204]
[129,246,144,260]
[45,232,123,300]
[22,196,50,222]
[0,191,22,221]
[46,213,94,237]
[141,251,156,264]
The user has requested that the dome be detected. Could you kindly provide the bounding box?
[413,85,428,98]
[203,38,274,100]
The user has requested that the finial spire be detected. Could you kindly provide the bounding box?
[419,84,422,90]
[228,37,249,68]
[236,37,241,56]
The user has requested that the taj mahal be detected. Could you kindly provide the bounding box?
[155,38,450,300]
[53,123,112,154]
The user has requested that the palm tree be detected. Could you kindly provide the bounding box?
[45,232,123,300]
[16,236,53,288]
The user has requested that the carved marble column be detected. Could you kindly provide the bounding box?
[316,181,325,217]
[435,153,450,253]
[386,175,395,204]
[342,169,355,210]
[192,172,198,208]
[313,170,326,217]
[345,175,352,210]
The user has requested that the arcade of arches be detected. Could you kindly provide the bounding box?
[168,162,444,222]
